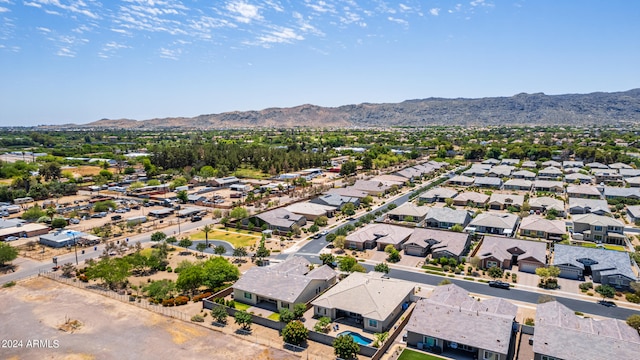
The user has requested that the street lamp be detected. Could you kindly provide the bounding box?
[66,231,78,265]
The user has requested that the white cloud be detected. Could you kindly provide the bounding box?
[305,0,335,14]
[56,47,75,57]
[226,0,262,24]
[36,26,51,32]
[34,0,100,19]
[399,4,411,12]
[256,26,303,46]
[0,7,10,12]
[429,8,440,16]
[159,47,181,60]
[387,16,408,27]
[23,1,42,7]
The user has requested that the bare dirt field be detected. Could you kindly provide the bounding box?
[0,277,299,360]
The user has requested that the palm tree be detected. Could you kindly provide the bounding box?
[45,206,56,222]
[202,224,212,248]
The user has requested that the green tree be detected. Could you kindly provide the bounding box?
[438,279,452,286]
[255,235,270,262]
[178,238,193,250]
[21,205,46,221]
[60,262,76,278]
[282,320,308,346]
[340,161,357,176]
[627,314,640,335]
[201,256,240,289]
[595,284,615,301]
[211,306,229,324]
[233,246,247,261]
[293,303,307,319]
[170,177,187,190]
[0,242,19,266]
[144,279,176,301]
[333,334,359,360]
[202,224,212,248]
[85,257,131,290]
[51,217,67,228]
[372,332,389,348]
[279,308,296,323]
[374,262,390,274]
[151,231,167,242]
[488,266,504,280]
[361,196,373,207]
[339,256,358,272]
[309,224,319,233]
[450,224,464,232]
[229,207,248,220]
[319,253,335,266]
[214,245,226,256]
[234,310,253,331]
[166,236,177,247]
[314,216,328,226]
[93,200,117,213]
[333,235,346,252]
[176,262,205,294]
[314,316,332,333]
[325,233,337,242]
[342,202,356,216]
[196,242,207,256]
[176,190,188,204]
[385,244,401,263]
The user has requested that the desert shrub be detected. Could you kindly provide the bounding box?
[625,293,640,304]
[162,298,175,307]
[192,292,212,302]
[174,296,189,306]
[511,273,517,283]
[166,266,172,273]
[524,318,535,326]
[191,314,205,322]
[579,282,593,292]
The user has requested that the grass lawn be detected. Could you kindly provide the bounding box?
[190,229,261,248]
[397,349,447,360]
[234,302,251,311]
[580,243,627,252]
[233,167,270,180]
[267,313,280,321]
[139,248,154,257]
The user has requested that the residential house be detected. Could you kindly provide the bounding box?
[487,165,513,178]
[396,167,424,180]
[623,175,640,187]
[593,169,623,184]
[0,221,49,241]
[567,198,610,215]
[212,176,241,187]
[488,193,524,210]
[233,257,337,312]
[312,272,415,332]
[371,174,407,188]
[528,197,566,217]
[609,162,633,170]
[520,161,537,169]
[403,228,470,260]
[627,205,640,223]
[618,168,640,178]
[419,187,458,203]
[603,186,640,201]
[474,177,503,189]
[310,193,360,210]
[500,159,520,166]
[482,158,500,165]
[453,192,489,207]
[537,166,563,180]
[424,207,472,230]
[463,167,489,177]
[511,170,536,180]
[326,188,370,199]
[541,160,561,168]
[387,203,430,223]
[562,160,584,169]
[351,180,390,196]
[475,236,547,273]
[532,180,564,193]
[285,202,336,221]
[405,284,517,360]
[503,179,532,192]
[250,208,307,233]
[564,172,593,184]
[518,216,566,240]
[466,213,519,237]
[572,213,626,245]
[585,162,609,169]
[533,301,640,360]
[344,223,413,251]
[566,185,602,199]
[39,231,97,248]
[447,175,475,187]
[552,244,638,288]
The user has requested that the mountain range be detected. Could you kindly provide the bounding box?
[43,89,640,129]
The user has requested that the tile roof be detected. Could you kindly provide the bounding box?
[425,207,471,225]
[346,223,414,246]
[519,216,567,235]
[404,228,469,256]
[477,236,547,264]
[469,212,519,230]
[387,203,430,218]
[552,244,636,280]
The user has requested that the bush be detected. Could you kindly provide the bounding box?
[166,266,172,273]
[2,281,16,288]
[162,298,175,307]
[174,296,189,306]
[625,293,640,304]
[192,292,212,302]
[442,265,450,272]
[524,318,535,326]
[511,273,517,283]
[191,314,205,322]
[579,282,593,292]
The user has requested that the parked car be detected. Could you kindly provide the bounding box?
[319,230,329,236]
[488,281,511,289]
[69,218,80,224]
[191,216,202,222]
[598,300,617,307]
[111,215,122,221]
[115,209,127,213]
[5,236,19,241]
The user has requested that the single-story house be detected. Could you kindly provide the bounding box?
[626,205,640,223]
[487,165,513,178]
[552,244,638,289]
[623,175,640,188]
[229,183,251,192]
[482,158,500,165]
[403,228,470,260]
[603,186,640,200]
[424,207,472,230]
[474,177,503,189]
[233,257,337,312]
[511,169,537,180]
[503,179,532,191]
[562,160,584,169]
[447,175,475,187]
[310,193,360,210]
[520,161,537,169]
[501,159,520,166]
[566,185,602,199]
[533,301,640,360]
[518,216,567,240]
[528,196,566,217]
[419,187,458,203]
[618,168,640,178]
[567,198,610,215]
[396,167,424,180]
[541,160,561,168]
[285,202,336,221]
[537,166,563,180]
[475,235,547,272]
[489,193,525,211]
[564,172,593,184]
[405,284,517,360]
[325,188,370,199]
[466,213,519,237]
[39,230,94,248]
[609,162,633,170]
[351,180,390,196]
[0,222,49,240]
[212,176,241,187]
[312,272,415,332]
[532,180,564,193]
[453,192,489,207]
[250,208,307,233]
[344,223,413,251]
[585,162,609,169]
[371,174,407,187]
[387,203,430,223]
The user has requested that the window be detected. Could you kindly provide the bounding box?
[487,261,498,268]
[368,319,378,328]
[281,302,289,309]
[537,231,544,236]
[423,336,436,347]
[243,292,252,300]
[594,225,603,232]
[483,350,499,360]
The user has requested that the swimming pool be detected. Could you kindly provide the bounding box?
[337,331,373,345]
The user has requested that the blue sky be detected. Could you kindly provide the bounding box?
[1,1,639,126]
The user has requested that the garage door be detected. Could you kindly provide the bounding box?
[519,262,540,274]
[559,267,581,280]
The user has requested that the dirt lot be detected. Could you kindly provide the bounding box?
[0,277,299,360]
